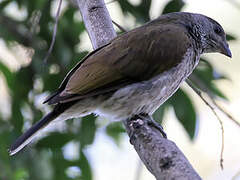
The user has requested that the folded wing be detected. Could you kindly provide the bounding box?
[45,22,191,105]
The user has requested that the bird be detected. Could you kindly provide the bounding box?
[9,12,232,155]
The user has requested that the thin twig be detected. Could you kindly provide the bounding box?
[186,79,225,169]
[190,74,240,128]
[211,100,240,128]
[106,0,119,5]
[112,20,127,32]
[232,168,240,180]
[43,0,62,64]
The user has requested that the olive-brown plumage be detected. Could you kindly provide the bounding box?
[46,22,192,104]
[9,12,231,155]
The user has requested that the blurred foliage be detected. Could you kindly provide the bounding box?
[162,0,184,14]
[0,0,236,180]
[106,121,125,145]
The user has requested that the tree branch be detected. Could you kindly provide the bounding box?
[124,118,201,180]
[76,0,201,179]
[76,0,116,49]
[43,0,62,64]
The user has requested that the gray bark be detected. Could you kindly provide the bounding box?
[124,119,201,180]
[75,0,201,179]
[75,0,116,49]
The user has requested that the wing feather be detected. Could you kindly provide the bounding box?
[46,22,191,105]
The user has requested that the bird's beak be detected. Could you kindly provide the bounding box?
[220,41,232,58]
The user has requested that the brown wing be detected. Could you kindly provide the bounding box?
[45,22,192,104]
[43,44,111,104]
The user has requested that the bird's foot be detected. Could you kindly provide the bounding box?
[127,113,167,142]
[138,113,167,138]
[128,115,144,144]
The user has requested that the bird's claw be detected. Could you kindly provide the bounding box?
[129,113,167,139]
[138,113,167,138]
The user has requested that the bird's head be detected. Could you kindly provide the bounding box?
[187,13,232,58]
[160,12,232,57]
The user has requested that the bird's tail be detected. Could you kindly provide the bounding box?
[9,102,75,156]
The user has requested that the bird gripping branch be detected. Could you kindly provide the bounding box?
[9,12,231,155]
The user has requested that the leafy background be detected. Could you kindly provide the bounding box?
[0,0,239,180]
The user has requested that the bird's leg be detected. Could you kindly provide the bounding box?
[127,114,145,144]
[127,113,167,144]
[138,113,167,138]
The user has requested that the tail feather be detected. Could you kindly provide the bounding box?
[9,111,58,156]
[9,102,76,156]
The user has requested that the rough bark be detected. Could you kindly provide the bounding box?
[75,0,116,49]
[124,119,201,180]
[76,0,201,179]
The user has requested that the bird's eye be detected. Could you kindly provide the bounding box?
[214,26,222,35]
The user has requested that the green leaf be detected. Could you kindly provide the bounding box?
[162,0,185,14]
[191,59,228,100]
[36,132,74,149]
[0,0,11,11]
[209,83,227,99]
[60,8,85,45]
[14,168,29,180]
[117,0,151,23]
[43,73,63,92]
[12,66,34,99]
[136,0,152,22]
[11,100,24,132]
[117,1,138,15]
[79,150,92,180]
[0,130,11,163]
[106,122,125,145]
[0,60,14,89]
[78,114,97,148]
[199,59,228,80]
[226,33,236,41]
[170,89,197,139]
[153,103,167,124]
[51,149,74,180]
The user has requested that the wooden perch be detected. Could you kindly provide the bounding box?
[124,117,201,180]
